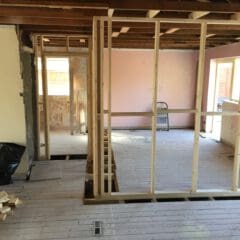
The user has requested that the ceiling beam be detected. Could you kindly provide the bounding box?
[0,6,107,18]
[109,0,240,13]
[0,0,108,9]
[1,0,240,13]
[0,16,92,26]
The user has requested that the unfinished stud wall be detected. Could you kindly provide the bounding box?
[0,26,27,173]
[103,49,198,129]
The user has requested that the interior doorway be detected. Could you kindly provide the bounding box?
[206,59,234,140]
[37,55,88,160]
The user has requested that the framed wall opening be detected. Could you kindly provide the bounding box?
[33,35,91,161]
[206,57,240,141]
[85,17,240,203]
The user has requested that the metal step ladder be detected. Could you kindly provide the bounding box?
[157,101,169,131]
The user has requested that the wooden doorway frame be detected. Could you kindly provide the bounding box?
[33,34,92,160]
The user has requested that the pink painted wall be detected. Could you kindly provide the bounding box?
[103,49,198,128]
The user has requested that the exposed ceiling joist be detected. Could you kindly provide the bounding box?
[109,0,240,13]
[231,12,240,20]
[206,33,216,38]
[189,11,210,19]
[108,8,114,17]
[120,27,130,33]
[0,6,107,19]
[1,0,240,13]
[146,10,160,18]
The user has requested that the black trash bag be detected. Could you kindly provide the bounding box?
[0,143,25,185]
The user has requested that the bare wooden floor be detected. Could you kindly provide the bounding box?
[40,130,88,157]
[1,160,240,239]
[112,130,234,192]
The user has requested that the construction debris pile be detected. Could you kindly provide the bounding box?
[0,191,20,221]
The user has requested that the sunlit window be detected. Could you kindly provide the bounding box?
[38,57,70,96]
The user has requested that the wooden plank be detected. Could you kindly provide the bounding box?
[43,52,89,57]
[40,36,50,160]
[34,35,41,161]
[2,0,240,13]
[87,37,93,162]
[107,18,112,194]
[92,18,99,197]
[147,10,160,18]
[100,16,240,25]
[0,192,9,203]
[108,8,114,17]
[189,11,210,19]
[0,6,107,18]
[108,1,240,13]
[0,206,11,214]
[102,110,240,117]
[191,22,207,192]
[69,57,74,135]
[0,213,7,221]
[150,21,160,194]
[99,19,105,195]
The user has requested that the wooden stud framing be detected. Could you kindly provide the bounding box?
[40,36,50,160]
[192,22,207,192]
[107,18,112,194]
[69,57,74,135]
[90,16,240,202]
[99,19,105,195]
[36,34,91,160]
[87,37,93,162]
[150,21,160,194]
[33,35,41,160]
[92,18,99,196]
[66,36,70,52]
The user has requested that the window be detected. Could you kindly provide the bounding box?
[38,57,70,96]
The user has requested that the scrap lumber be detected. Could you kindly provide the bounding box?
[0,191,21,221]
[0,213,7,221]
[0,191,9,203]
[0,206,11,214]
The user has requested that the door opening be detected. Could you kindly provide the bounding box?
[206,59,234,140]
[37,56,88,160]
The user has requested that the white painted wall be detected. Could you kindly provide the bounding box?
[221,100,239,147]
[0,26,27,174]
